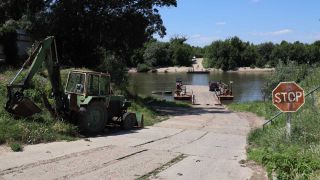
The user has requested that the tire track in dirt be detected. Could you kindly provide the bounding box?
[56,149,148,180]
[133,129,186,147]
[0,145,115,176]
[170,131,209,150]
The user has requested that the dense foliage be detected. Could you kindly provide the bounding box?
[261,61,310,99]
[0,20,18,65]
[203,36,320,71]
[135,37,194,71]
[0,0,177,70]
[229,66,320,179]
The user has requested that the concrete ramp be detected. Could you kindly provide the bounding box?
[0,85,266,179]
[186,85,221,106]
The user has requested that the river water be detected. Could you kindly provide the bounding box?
[128,71,271,102]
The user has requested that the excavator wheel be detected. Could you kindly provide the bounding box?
[121,112,137,130]
[78,101,107,134]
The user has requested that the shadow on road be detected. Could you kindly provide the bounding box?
[155,106,231,117]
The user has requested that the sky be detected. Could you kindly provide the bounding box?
[156,0,320,47]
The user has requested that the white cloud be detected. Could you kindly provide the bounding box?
[270,29,293,35]
[215,22,226,26]
[251,29,293,36]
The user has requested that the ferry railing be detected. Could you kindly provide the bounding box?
[263,85,320,129]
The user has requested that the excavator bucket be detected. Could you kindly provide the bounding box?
[6,97,41,117]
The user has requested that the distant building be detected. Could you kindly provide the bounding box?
[0,29,33,63]
[16,29,33,58]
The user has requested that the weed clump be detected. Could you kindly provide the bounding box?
[10,142,23,152]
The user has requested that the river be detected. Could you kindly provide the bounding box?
[128,71,271,102]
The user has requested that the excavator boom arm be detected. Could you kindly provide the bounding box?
[5,36,68,117]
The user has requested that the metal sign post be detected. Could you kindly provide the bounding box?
[286,113,291,138]
[272,82,305,138]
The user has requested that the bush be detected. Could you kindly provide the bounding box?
[169,40,193,66]
[143,41,172,67]
[137,63,151,72]
[10,142,23,152]
[261,61,309,99]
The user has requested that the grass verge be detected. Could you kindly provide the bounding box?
[228,67,320,179]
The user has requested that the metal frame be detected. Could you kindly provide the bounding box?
[65,70,111,97]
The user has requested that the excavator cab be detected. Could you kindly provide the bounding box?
[65,72,86,95]
[65,70,111,96]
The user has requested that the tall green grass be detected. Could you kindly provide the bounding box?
[0,68,79,149]
[229,66,320,179]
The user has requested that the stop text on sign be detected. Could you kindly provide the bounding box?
[272,82,305,112]
[273,91,303,103]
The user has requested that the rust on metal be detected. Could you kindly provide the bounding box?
[272,82,305,112]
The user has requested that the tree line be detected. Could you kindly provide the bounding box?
[0,0,177,82]
[1,0,320,75]
[131,37,194,72]
[202,36,320,71]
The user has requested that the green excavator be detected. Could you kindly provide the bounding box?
[5,36,143,134]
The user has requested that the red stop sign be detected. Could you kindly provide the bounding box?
[272,82,305,112]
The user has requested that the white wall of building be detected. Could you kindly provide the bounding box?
[16,29,32,57]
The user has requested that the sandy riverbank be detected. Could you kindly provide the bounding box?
[128,58,274,73]
[128,66,274,73]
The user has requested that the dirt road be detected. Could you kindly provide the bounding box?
[0,86,266,180]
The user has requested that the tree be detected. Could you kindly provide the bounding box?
[0,20,19,66]
[143,41,172,67]
[307,43,320,65]
[192,46,204,58]
[169,37,193,66]
[0,0,46,24]
[203,40,227,69]
[256,42,274,67]
[1,0,177,68]
[241,45,258,67]
[289,41,308,64]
